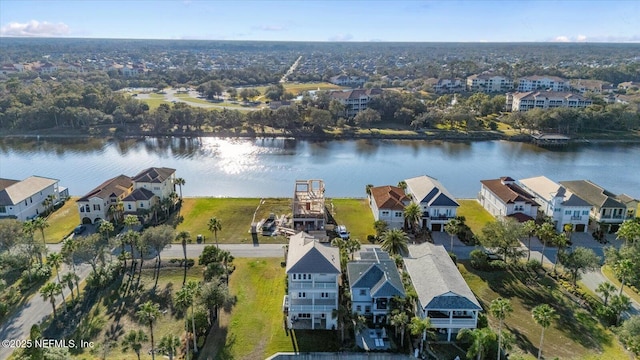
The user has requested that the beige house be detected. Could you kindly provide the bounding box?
[0,176,65,221]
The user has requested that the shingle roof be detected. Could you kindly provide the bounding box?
[519,176,590,207]
[132,167,176,183]
[78,175,133,202]
[559,180,626,210]
[0,176,58,206]
[405,175,458,207]
[286,232,340,274]
[404,243,481,311]
[512,91,588,101]
[370,185,408,211]
[347,248,404,299]
[481,177,538,206]
[122,188,155,201]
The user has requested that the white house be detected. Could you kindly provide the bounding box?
[329,75,368,87]
[518,176,591,232]
[478,177,539,222]
[77,175,133,224]
[560,180,629,233]
[368,185,410,229]
[347,248,405,324]
[466,74,513,93]
[517,75,570,92]
[131,167,176,200]
[0,176,64,221]
[404,175,459,232]
[404,242,482,341]
[284,232,340,330]
[506,91,592,112]
[328,88,383,117]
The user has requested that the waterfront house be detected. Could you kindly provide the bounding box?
[478,177,539,222]
[292,179,327,239]
[404,242,481,341]
[131,167,176,200]
[368,185,410,230]
[559,180,628,232]
[347,248,405,324]
[404,175,459,232]
[518,176,591,232]
[78,175,133,224]
[0,176,66,221]
[506,91,592,112]
[283,232,340,330]
[328,88,382,118]
[616,194,638,220]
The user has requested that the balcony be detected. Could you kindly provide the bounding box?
[430,215,453,221]
[429,318,477,328]
[289,282,337,290]
[570,216,582,220]
[289,304,336,312]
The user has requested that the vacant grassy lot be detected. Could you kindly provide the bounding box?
[460,261,628,359]
[43,197,80,243]
[328,198,375,242]
[457,199,494,235]
[209,258,340,360]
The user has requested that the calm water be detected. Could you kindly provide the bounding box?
[0,137,638,199]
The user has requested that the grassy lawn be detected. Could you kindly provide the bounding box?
[207,258,340,360]
[601,265,640,304]
[328,198,375,242]
[283,82,343,95]
[175,198,288,244]
[43,197,80,243]
[139,97,168,110]
[457,199,494,235]
[459,261,629,359]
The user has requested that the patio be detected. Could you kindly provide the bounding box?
[355,327,392,351]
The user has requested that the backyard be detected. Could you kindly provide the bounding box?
[42,196,80,243]
[459,260,629,359]
[457,199,495,235]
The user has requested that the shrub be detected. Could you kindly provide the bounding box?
[470,249,488,269]
[448,252,457,264]
[526,259,542,272]
[489,260,507,271]
[367,234,377,244]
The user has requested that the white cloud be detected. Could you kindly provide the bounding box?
[255,25,286,31]
[328,33,354,41]
[0,20,70,37]
[576,34,587,42]
[553,35,570,42]
[550,34,640,43]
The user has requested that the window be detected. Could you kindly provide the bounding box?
[359,289,366,296]
[356,305,362,312]
[93,204,100,211]
[365,306,371,313]
[382,211,389,216]
[154,187,160,191]
[140,203,144,208]
[298,292,306,298]
[128,204,132,210]
[394,212,403,217]
[84,204,90,212]
[582,211,589,215]
[565,210,572,215]
[79,206,84,213]
[303,274,306,280]
[0,206,6,213]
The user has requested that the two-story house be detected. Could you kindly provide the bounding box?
[560,180,629,233]
[131,167,176,200]
[404,175,459,232]
[347,248,405,324]
[77,175,134,224]
[479,177,539,222]
[368,185,410,229]
[284,232,340,330]
[404,242,481,341]
[518,176,591,232]
[0,176,65,221]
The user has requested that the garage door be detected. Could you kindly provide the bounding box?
[575,224,586,232]
[432,224,442,232]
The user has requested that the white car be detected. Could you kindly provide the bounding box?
[336,225,350,240]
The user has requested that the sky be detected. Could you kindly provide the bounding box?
[0,0,639,42]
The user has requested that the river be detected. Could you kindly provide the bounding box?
[0,137,638,199]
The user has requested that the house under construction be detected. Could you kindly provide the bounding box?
[292,179,326,237]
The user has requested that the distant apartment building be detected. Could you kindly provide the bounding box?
[466,74,513,93]
[329,75,368,87]
[506,91,592,112]
[570,79,614,94]
[517,75,570,92]
[328,88,382,118]
[38,62,58,75]
[425,78,465,94]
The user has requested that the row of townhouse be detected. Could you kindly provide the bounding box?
[283,232,481,343]
[479,175,637,233]
[0,176,69,221]
[328,75,368,87]
[77,167,176,224]
[368,175,459,232]
[505,91,593,112]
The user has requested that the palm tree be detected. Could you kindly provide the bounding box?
[345,238,361,260]
[610,294,632,326]
[98,221,115,244]
[397,180,407,192]
[445,218,463,252]
[332,304,352,343]
[40,282,62,320]
[62,272,78,302]
[596,281,616,306]
[176,231,191,285]
[33,216,50,249]
[175,287,192,357]
[532,304,557,360]
[42,193,57,217]
[390,312,409,347]
[365,184,374,196]
[616,219,640,246]
[409,316,432,355]
[373,220,388,238]
[403,203,422,233]
[613,258,634,295]
[46,252,66,307]
[490,298,513,360]
[522,220,537,261]
[381,229,409,256]
[535,222,556,266]
[122,329,148,360]
[552,233,569,272]
[158,334,181,360]
[124,214,140,231]
[136,301,161,360]
[199,278,232,326]
[457,327,496,360]
[208,217,222,248]
[174,177,186,200]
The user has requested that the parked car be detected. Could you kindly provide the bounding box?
[336,225,350,240]
[74,225,87,235]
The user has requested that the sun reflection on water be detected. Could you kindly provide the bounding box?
[199,138,262,175]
